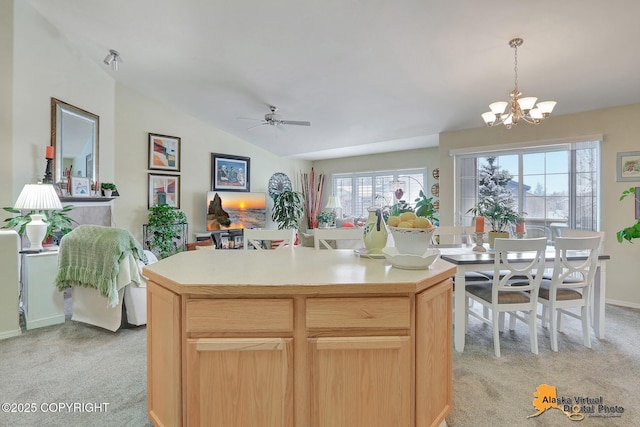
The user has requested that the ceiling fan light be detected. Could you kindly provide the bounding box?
[537,101,557,115]
[489,102,508,115]
[517,97,537,111]
[481,112,496,126]
[503,114,513,126]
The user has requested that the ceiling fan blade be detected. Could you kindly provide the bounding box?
[237,116,261,121]
[281,120,311,126]
[247,122,268,130]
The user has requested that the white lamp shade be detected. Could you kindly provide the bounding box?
[325,196,342,210]
[489,102,508,115]
[536,101,557,114]
[517,97,538,111]
[529,108,543,119]
[14,183,62,211]
[481,112,496,125]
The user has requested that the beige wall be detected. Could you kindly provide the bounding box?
[6,1,311,243]
[0,0,13,212]
[114,85,310,242]
[439,104,640,307]
[11,0,115,196]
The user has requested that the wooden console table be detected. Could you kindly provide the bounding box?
[143,249,455,427]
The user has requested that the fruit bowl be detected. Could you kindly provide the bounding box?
[382,247,441,270]
[388,226,436,255]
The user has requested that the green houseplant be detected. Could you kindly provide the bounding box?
[271,189,305,230]
[617,187,640,243]
[101,182,117,197]
[2,205,77,242]
[467,195,523,247]
[145,203,187,259]
[316,211,333,228]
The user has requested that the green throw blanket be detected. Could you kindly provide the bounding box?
[55,225,143,306]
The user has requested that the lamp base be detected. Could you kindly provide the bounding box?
[25,213,47,251]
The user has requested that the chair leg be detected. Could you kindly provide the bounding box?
[508,312,517,330]
[498,312,506,332]
[493,316,501,358]
[550,309,559,352]
[540,305,548,328]
[582,305,592,349]
[529,311,538,355]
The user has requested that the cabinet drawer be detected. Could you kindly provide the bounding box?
[306,297,410,330]
[186,299,293,333]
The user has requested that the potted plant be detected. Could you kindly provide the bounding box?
[101,182,117,197]
[145,203,187,259]
[317,211,333,228]
[414,190,439,224]
[617,187,640,243]
[467,194,523,248]
[2,205,77,245]
[271,189,304,230]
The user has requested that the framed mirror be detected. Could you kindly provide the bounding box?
[51,98,99,187]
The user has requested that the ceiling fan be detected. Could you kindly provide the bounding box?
[246,106,311,130]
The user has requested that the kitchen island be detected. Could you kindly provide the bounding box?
[143,248,455,427]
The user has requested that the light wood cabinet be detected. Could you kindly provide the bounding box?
[144,249,455,427]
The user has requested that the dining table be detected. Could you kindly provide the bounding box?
[439,244,610,352]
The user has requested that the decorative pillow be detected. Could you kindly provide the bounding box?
[341,222,355,228]
[336,216,355,228]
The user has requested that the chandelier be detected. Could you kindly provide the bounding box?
[481,38,556,129]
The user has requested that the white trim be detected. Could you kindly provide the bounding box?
[606,299,640,310]
[448,134,604,157]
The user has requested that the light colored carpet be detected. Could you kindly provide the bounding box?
[0,303,637,426]
[446,304,640,427]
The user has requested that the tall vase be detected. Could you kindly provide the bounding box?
[363,207,388,254]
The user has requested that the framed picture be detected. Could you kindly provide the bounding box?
[148,173,180,208]
[211,153,250,191]
[616,151,640,182]
[70,176,91,197]
[149,133,181,172]
[636,187,640,220]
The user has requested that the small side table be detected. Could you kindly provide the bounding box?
[21,249,65,330]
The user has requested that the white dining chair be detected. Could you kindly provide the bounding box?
[243,228,296,251]
[313,227,364,250]
[537,236,601,352]
[465,237,547,357]
[431,225,469,245]
[559,229,605,251]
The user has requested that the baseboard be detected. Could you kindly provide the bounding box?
[0,328,21,340]
[26,314,66,330]
[606,299,640,310]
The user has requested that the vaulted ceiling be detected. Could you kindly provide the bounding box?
[27,0,640,160]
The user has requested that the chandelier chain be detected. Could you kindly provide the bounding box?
[513,43,518,92]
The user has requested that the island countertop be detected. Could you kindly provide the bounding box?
[143,247,456,295]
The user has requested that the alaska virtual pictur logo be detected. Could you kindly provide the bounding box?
[527,384,624,421]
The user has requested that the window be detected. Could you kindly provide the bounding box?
[455,139,600,238]
[332,169,426,219]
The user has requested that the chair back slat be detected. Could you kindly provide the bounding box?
[243,228,296,251]
[313,228,364,250]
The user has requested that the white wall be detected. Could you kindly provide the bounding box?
[114,85,311,242]
[439,104,640,307]
[12,0,115,197]
[0,0,13,212]
[6,1,311,243]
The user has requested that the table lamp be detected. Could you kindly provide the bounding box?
[14,183,63,250]
[325,196,342,225]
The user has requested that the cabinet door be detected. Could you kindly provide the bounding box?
[186,337,293,427]
[308,336,411,427]
[416,279,452,427]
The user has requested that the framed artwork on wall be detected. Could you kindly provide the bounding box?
[148,173,180,208]
[211,153,250,192]
[616,151,640,182]
[70,176,91,197]
[149,133,181,172]
[636,187,640,220]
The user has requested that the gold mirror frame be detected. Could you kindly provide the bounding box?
[50,98,99,186]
